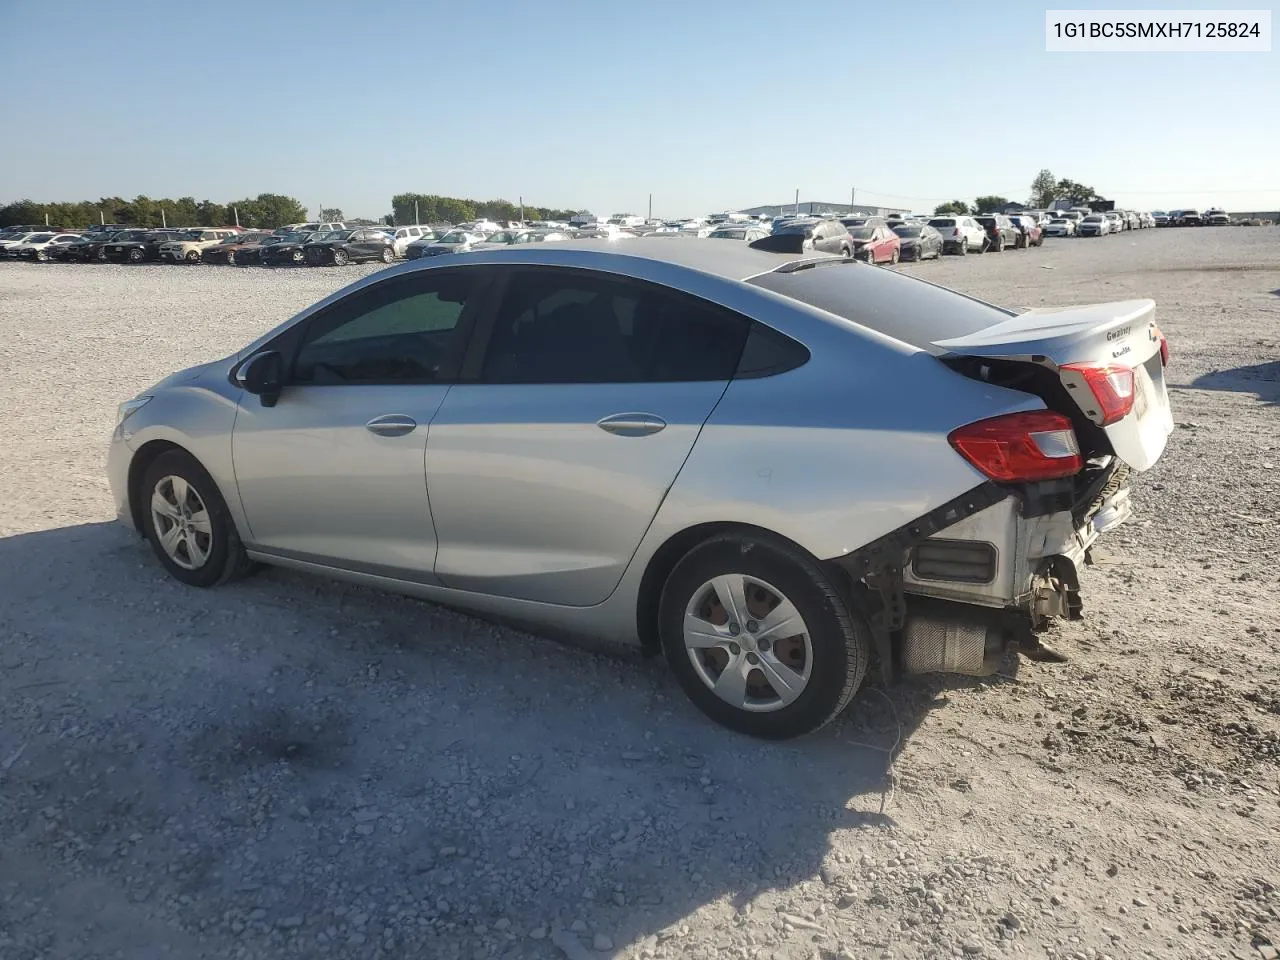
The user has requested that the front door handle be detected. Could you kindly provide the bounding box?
[597,413,667,437]
[366,414,418,437]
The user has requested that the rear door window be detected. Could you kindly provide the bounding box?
[476,268,751,384]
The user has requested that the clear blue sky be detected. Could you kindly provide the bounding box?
[1,1,1276,217]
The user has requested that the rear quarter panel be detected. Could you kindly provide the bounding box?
[646,292,1046,562]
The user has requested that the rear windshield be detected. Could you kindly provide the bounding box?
[929,218,956,227]
[748,264,1012,355]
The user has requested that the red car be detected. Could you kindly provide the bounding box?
[1008,215,1044,248]
[848,224,902,265]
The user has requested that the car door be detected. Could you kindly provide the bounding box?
[425,265,752,605]
[230,267,488,578]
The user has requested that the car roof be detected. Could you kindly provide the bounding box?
[406,238,830,282]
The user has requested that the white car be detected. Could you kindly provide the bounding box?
[607,214,645,227]
[388,225,430,257]
[0,231,45,254]
[5,232,82,260]
[1104,213,1124,234]
[927,216,984,254]
[1044,218,1076,238]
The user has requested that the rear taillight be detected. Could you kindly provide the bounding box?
[948,411,1083,482]
[1159,337,1170,367]
[1061,362,1135,425]
[953,228,962,237]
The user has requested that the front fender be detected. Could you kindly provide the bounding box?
[117,365,246,537]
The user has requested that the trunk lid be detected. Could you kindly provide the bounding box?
[933,299,1173,471]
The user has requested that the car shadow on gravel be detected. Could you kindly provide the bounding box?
[1189,360,1280,404]
[2,521,971,957]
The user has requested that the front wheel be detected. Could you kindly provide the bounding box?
[185,250,200,263]
[380,246,394,263]
[128,248,144,263]
[659,533,871,739]
[889,247,900,265]
[291,250,304,263]
[140,450,254,588]
[332,249,349,266]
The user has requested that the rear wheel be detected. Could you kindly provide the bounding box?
[957,240,967,256]
[226,252,236,265]
[659,533,870,739]
[332,249,349,266]
[380,246,394,263]
[889,247,900,266]
[184,249,200,263]
[291,250,304,263]
[128,248,144,263]
[140,450,254,588]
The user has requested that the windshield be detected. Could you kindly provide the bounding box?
[849,227,876,240]
[1084,216,1103,222]
[928,219,956,227]
[1050,218,1068,224]
[892,226,922,237]
[776,222,814,236]
[318,231,351,241]
[485,231,517,244]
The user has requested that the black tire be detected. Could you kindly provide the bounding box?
[889,247,899,266]
[957,241,967,256]
[380,246,394,263]
[332,249,349,266]
[658,532,871,739]
[291,250,304,263]
[128,248,144,263]
[185,249,200,263]
[226,252,236,265]
[139,449,254,588]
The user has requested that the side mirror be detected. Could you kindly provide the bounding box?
[239,350,283,407]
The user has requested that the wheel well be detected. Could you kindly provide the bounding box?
[126,439,186,533]
[634,521,816,656]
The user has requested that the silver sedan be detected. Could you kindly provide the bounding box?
[108,240,1173,738]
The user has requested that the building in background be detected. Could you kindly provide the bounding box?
[737,201,911,219]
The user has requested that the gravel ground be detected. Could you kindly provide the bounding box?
[1,229,1278,960]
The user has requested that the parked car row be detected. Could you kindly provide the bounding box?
[0,201,1232,271]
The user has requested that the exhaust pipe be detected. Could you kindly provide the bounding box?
[900,604,1006,677]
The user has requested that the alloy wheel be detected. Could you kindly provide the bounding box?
[150,475,213,570]
[682,574,813,713]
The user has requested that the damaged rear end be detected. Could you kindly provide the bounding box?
[889,298,1174,674]
[751,264,1175,679]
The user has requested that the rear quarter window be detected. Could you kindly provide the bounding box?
[748,265,1013,355]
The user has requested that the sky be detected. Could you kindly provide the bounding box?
[1,1,1277,219]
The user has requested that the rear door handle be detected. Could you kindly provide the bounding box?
[596,413,667,437]
[366,414,418,437]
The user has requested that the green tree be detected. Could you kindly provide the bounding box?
[1055,178,1103,205]
[933,200,971,216]
[1029,169,1057,207]
[321,207,344,221]
[973,195,1009,213]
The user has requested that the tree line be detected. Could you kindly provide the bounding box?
[933,170,1107,216]
[0,194,310,230]
[390,193,582,226]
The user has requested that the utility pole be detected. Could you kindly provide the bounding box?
[519,195,524,223]
[414,199,420,226]
[795,189,799,214]
[161,207,167,228]
[648,193,652,220]
[100,210,105,226]
[45,212,49,226]
[851,187,856,212]
[234,206,239,227]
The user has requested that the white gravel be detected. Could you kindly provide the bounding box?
[0,231,1278,960]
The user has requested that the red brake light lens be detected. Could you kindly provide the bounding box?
[1061,363,1135,425]
[1159,337,1170,366]
[948,411,1083,483]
